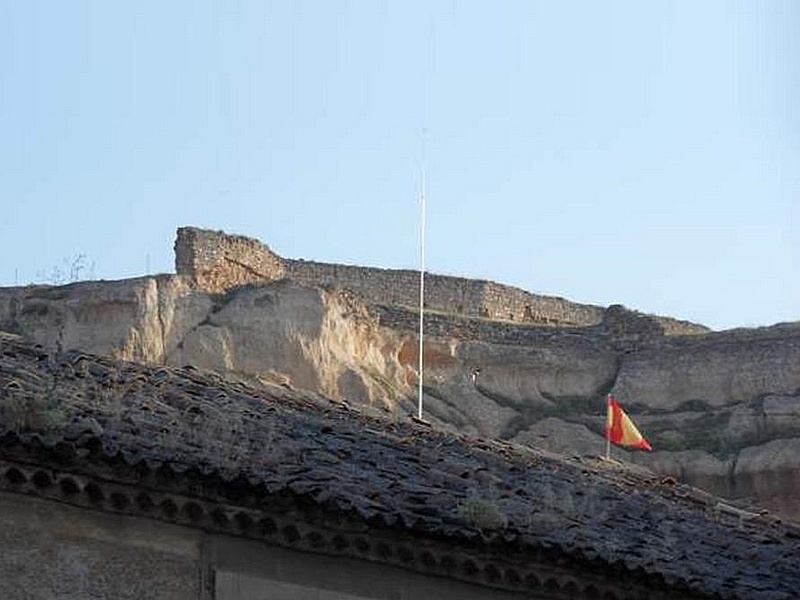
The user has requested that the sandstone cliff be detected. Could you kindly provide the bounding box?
[1,228,799,522]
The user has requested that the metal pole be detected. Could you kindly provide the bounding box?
[417,165,426,421]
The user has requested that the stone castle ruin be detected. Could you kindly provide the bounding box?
[175,226,704,335]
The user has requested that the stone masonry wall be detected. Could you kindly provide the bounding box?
[175,227,286,293]
[482,281,605,326]
[286,260,490,317]
[286,260,605,326]
[287,261,429,309]
[654,315,710,336]
[173,227,705,332]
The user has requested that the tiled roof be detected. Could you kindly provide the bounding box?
[1,331,799,599]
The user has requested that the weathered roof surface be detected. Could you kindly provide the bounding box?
[1,331,799,599]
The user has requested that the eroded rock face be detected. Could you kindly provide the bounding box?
[2,277,800,520]
[0,278,171,364]
[0,279,411,413]
[614,330,800,409]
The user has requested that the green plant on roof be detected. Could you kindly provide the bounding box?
[1,378,66,432]
[457,497,506,531]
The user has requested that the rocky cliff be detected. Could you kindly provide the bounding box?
[1,230,799,521]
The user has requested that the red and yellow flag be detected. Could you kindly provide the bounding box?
[606,394,652,451]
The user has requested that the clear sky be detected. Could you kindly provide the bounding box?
[1,1,797,331]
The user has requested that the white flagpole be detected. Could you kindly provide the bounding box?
[417,152,426,421]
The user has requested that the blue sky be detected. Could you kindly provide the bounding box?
[1,1,797,330]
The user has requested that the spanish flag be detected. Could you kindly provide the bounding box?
[606,394,652,451]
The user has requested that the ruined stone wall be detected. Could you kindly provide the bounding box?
[482,282,605,326]
[286,261,425,309]
[654,316,710,336]
[285,260,605,326]
[175,227,286,293]
[172,227,704,332]
[286,260,490,316]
